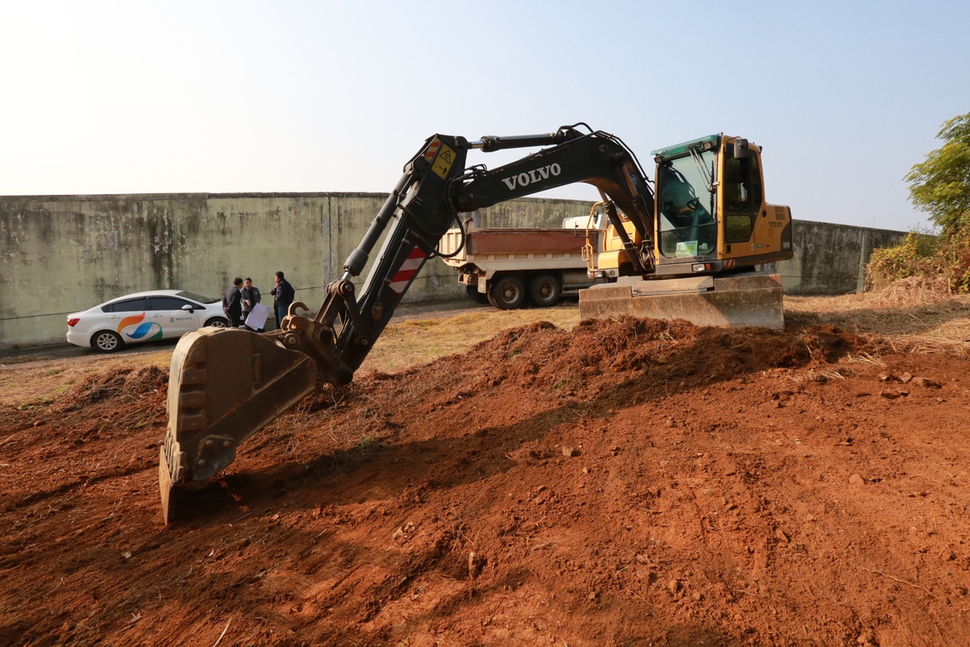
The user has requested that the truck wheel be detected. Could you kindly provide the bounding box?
[465,284,490,305]
[528,273,561,308]
[488,275,526,310]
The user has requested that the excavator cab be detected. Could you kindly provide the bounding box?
[579,133,791,329]
[587,134,791,280]
[650,134,791,275]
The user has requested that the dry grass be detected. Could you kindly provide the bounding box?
[785,276,970,357]
[0,349,173,408]
[358,303,582,375]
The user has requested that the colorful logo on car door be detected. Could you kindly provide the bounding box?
[117,312,163,340]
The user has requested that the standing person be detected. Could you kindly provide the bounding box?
[270,271,295,330]
[223,277,244,328]
[240,277,262,330]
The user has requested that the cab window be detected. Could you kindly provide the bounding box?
[657,151,717,258]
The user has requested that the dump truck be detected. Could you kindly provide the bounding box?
[438,208,610,309]
[160,124,792,523]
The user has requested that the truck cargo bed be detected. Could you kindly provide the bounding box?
[439,227,590,264]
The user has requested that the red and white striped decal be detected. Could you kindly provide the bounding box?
[388,247,427,294]
[725,259,736,269]
[424,138,441,163]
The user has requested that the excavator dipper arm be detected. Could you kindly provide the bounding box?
[160,125,657,523]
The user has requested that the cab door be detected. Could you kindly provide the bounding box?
[718,140,792,264]
[718,139,763,258]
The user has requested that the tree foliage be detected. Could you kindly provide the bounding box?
[905,112,970,236]
[867,112,970,293]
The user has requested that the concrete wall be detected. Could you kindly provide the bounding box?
[772,220,907,295]
[0,192,906,348]
[0,193,593,348]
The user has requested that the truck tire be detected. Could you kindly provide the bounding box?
[528,273,561,308]
[465,284,490,305]
[488,275,526,310]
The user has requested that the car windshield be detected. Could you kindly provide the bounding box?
[176,291,220,304]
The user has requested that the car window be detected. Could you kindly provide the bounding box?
[102,298,149,313]
[149,296,193,311]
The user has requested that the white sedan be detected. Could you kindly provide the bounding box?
[66,290,229,352]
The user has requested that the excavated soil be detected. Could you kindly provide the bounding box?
[3,317,970,646]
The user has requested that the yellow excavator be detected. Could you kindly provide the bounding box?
[159,124,791,523]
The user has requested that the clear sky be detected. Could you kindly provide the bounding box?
[2,0,968,233]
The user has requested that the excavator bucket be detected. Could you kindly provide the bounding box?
[579,272,785,329]
[159,327,317,524]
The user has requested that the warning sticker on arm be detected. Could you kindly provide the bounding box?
[431,143,457,179]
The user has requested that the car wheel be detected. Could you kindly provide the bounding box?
[204,317,229,328]
[92,330,124,353]
[465,284,490,305]
[528,273,562,308]
[488,275,526,310]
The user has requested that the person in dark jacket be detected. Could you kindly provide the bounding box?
[240,277,262,329]
[270,271,295,330]
[223,277,244,328]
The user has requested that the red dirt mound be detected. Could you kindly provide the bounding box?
[2,319,970,646]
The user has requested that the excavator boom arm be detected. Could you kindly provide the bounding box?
[161,125,661,523]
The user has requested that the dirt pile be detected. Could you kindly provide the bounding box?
[3,318,970,646]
